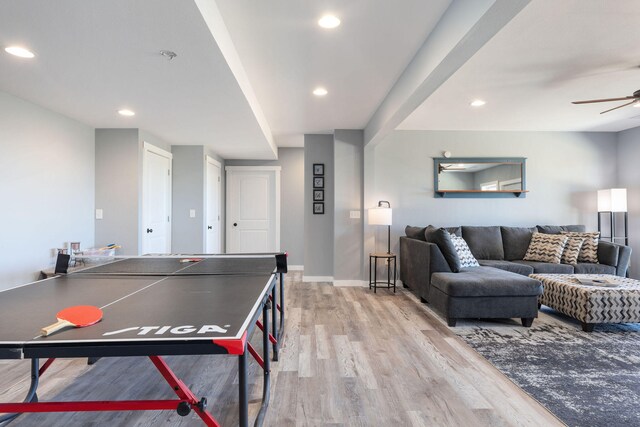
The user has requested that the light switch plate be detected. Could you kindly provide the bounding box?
[349,210,361,219]
[96,209,103,220]
[189,209,196,218]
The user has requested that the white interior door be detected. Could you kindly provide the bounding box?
[142,143,172,254]
[226,166,280,253]
[206,156,221,253]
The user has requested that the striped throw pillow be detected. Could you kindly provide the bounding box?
[560,235,585,264]
[523,233,568,264]
[561,231,599,263]
[449,234,479,268]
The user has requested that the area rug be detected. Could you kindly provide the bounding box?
[452,307,640,427]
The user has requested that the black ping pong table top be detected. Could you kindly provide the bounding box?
[0,255,279,359]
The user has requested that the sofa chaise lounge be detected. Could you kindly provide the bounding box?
[400,225,632,326]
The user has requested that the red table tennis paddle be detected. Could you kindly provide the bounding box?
[41,305,103,336]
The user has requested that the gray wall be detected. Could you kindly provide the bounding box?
[226,147,304,265]
[0,91,95,290]
[304,135,334,277]
[172,146,206,253]
[95,129,141,255]
[334,130,364,281]
[616,127,640,278]
[369,130,619,257]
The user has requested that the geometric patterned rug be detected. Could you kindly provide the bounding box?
[452,307,640,427]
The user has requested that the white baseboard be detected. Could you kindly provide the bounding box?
[287,265,303,271]
[302,275,334,282]
[333,280,367,287]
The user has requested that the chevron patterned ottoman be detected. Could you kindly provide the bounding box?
[532,274,640,332]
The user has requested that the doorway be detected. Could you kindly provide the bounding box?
[226,166,280,253]
[142,142,172,254]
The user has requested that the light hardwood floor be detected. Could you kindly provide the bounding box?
[0,272,563,426]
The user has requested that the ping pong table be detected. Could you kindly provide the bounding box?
[0,253,287,427]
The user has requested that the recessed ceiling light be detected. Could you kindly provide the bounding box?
[4,46,35,58]
[634,101,640,108]
[118,109,135,117]
[470,99,486,107]
[313,87,328,97]
[318,15,340,29]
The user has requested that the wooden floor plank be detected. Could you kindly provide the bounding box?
[0,271,563,426]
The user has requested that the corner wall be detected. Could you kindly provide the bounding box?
[171,146,206,253]
[304,135,334,278]
[333,130,364,282]
[95,129,140,254]
[616,127,640,278]
[0,91,95,290]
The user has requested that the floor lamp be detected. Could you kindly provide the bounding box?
[597,188,628,246]
[369,201,392,253]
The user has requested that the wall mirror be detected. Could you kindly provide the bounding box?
[433,157,527,198]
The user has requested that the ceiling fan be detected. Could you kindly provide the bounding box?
[438,164,467,173]
[572,89,640,114]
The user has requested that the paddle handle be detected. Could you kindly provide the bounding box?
[41,319,71,336]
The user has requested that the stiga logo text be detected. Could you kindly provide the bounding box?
[102,325,229,336]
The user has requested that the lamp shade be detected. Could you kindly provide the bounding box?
[368,207,392,226]
[597,188,627,212]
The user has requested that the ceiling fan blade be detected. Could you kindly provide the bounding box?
[572,96,636,104]
[600,99,637,114]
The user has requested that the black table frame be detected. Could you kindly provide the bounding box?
[369,253,397,293]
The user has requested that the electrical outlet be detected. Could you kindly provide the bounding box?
[95,209,103,220]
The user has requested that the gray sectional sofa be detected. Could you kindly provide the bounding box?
[400,225,632,327]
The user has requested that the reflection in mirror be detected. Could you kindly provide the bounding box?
[437,162,522,191]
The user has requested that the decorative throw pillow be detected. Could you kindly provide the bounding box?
[523,233,568,264]
[424,226,461,272]
[449,234,479,268]
[561,231,599,263]
[560,235,585,264]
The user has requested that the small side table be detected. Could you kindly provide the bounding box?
[369,252,397,293]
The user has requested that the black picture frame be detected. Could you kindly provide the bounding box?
[313,163,324,176]
[313,176,324,188]
[313,189,324,201]
[313,202,324,214]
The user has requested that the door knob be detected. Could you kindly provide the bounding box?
[208,225,212,230]
[233,223,238,227]
[146,228,153,233]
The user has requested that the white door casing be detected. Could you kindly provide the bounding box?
[206,156,222,253]
[142,142,172,254]
[226,166,280,253]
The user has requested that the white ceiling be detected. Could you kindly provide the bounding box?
[1,1,639,159]
[0,0,275,159]
[215,0,452,147]
[399,0,640,132]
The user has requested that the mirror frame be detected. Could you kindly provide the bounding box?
[433,157,527,198]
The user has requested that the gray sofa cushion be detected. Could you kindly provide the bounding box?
[501,226,536,260]
[405,225,427,241]
[512,260,574,274]
[573,263,616,275]
[461,226,504,260]
[478,259,534,275]
[424,226,461,272]
[536,224,586,234]
[597,241,619,266]
[431,267,542,297]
